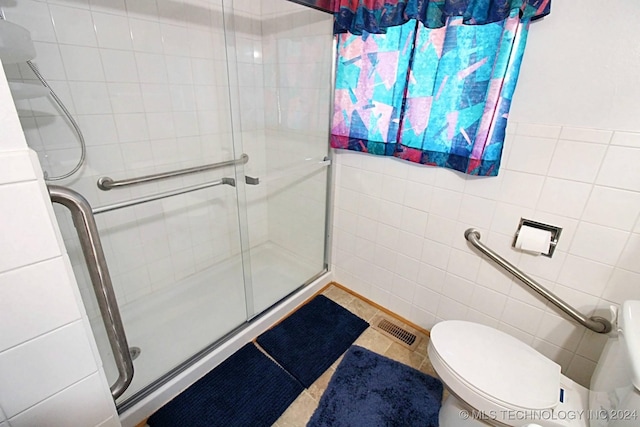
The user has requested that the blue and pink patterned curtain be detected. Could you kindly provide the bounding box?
[328,0,550,175]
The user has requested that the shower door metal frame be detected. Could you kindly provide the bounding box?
[323,36,339,273]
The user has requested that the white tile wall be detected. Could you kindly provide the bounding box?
[9,373,115,427]
[509,1,640,132]
[0,181,61,272]
[0,322,99,416]
[331,1,640,389]
[332,121,640,388]
[0,64,118,425]
[0,258,82,350]
[334,115,640,383]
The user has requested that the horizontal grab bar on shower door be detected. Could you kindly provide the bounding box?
[97,154,249,190]
[464,228,612,334]
[93,177,236,215]
[48,185,134,399]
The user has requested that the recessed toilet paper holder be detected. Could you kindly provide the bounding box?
[512,218,562,258]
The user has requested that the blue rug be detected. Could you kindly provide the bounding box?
[147,343,303,427]
[308,346,443,427]
[256,294,369,387]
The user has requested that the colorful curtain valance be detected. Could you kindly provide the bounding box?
[331,0,550,34]
[331,8,536,175]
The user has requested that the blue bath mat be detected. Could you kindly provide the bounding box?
[308,346,443,427]
[147,343,303,427]
[256,294,369,387]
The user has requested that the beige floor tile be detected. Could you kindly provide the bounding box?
[414,334,430,357]
[354,328,393,354]
[383,342,427,371]
[307,366,336,401]
[343,298,379,322]
[419,357,438,378]
[328,352,345,371]
[274,391,319,427]
[322,285,355,306]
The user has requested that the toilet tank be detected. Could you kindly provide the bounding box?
[589,300,640,427]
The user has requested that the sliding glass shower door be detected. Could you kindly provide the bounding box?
[228,0,334,316]
[2,0,333,409]
[39,0,253,404]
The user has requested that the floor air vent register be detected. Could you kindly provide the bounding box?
[370,314,422,351]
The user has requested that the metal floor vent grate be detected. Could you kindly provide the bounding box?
[369,313,428,351]
[377,319,417,346]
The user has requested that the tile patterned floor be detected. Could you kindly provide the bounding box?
[272,284,443,427]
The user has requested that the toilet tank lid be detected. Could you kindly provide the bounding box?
[430,320,561,410]
[621,301,640,391]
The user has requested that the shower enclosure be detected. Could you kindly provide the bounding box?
[1,0,334,410]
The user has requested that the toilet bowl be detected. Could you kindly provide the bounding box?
[428,320,591,427]
[428,302,640,427]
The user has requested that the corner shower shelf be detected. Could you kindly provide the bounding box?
[0,19,36,64]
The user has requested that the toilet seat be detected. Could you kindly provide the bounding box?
[429,321,561,421]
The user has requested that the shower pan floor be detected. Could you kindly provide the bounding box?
[93,241,320,404]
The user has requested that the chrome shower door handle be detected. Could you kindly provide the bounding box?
[245,176,260,185]
[48,185,134,400]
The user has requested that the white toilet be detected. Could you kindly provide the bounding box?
[428,300,640,427]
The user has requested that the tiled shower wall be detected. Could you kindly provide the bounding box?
[260,1,333,266]
[331,1,640,387]
[233,0,333,268]
[228,0,270,249]
[1,0,246,314]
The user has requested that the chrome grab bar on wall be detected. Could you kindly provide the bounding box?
[49,185,134,399]
[97,153,249,191]
[464,228,612,334]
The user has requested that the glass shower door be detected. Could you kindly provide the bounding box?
[2,0,253,407]
[96,178,249,405]
[5,0,334,409]
[83,0,252,403]
[226,0,334,316]
[56,171,249,405]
